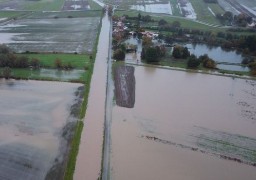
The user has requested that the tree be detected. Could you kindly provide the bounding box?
[142,36,153,47]
[158,19,168,26]
[203,58,216,68]
[248,61,256,75]
[2,67,11,79]
[172,21,181,28]
[30,58,40,69]
[113,49,125,61]
[182,47,190,58]
[172,46,190,59]
[16,56,29,68]
[145,47,159,63]
[172,46,183,58]
[0,44,11,54]
[187,54,200,68]
[55,58,62,69]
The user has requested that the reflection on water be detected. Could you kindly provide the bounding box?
[0,79,82,180]
[185,43,243,63]
[185,43,248,72]
[218,64,249,72]
[110,66,256,180]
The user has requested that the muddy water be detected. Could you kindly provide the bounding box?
[110,66,256,180]
[74,14,110,180]
[0,79,82,180]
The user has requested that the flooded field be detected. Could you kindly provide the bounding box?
[62,0,90,11]
[0,79,83,180]
[130,2,173,15]
[110,66,256,180]
[185,43,249,72]
[0,0,64,11]
[0,17,100,53]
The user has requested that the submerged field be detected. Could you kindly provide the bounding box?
[0,79,84,180]
[110,65,256,179]
[0,16,100,53]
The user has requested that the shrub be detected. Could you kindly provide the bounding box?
[113,49,125,61]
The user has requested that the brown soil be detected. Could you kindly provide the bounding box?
[114,65,135,108]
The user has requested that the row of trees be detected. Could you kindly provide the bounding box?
[216,11,253,27]
[187,54,216,69]
[0,45,40,69]
[172,45,217,69]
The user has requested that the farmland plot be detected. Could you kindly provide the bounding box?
[0,79,84,180]
[0,0,65,11]
[0,17,100,53]
[62,0,90,11]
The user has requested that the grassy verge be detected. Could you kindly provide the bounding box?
[0,11,28,18]
[23,53,90,69]
[64,121,84,180]
[63,11,103,180]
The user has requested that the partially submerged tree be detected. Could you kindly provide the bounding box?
[172,45,190,59]
[113,49,125,61]
[199,54,216,69]
[2,67,11,79]
[187,54,200,68]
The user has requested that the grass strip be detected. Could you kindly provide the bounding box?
[64,121,84,180]
[23,53,90,69]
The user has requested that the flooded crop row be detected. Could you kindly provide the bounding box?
[0,79,83,180]
[110,66,256,180]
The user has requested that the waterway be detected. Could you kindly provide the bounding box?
[74,13,111,180]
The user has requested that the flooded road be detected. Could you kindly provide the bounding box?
[110,66,256,180]
[74,13,111,180]
[0,79,82,180]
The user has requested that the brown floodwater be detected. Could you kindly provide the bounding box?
[74,14,110,180]
[110,66,256,180]
[0,79,82,180]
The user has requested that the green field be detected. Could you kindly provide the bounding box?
[0,11,27,18]
[116,10,256,35]
[23,53,91,69]
[24,0,66,11]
